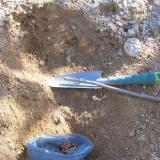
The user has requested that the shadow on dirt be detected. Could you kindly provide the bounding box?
[17,147,27,160]
[0,41,24,70]
[13,79,54,131]
[0,72,10,97]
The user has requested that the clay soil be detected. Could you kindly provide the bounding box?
[0,3,160,160]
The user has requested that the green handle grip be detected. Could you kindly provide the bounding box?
[98,71,160,85]
[155,72,160,83]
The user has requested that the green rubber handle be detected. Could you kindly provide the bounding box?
[98,71,160,85]
[155,72,160,83]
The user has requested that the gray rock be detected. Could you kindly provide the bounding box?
[50,113,61,125]
[118,27,125,36]
[127,23,139,37]
[124,38,142,57]
[116,48,123,56]
[156,36,160,43]
[140,22,148,36]
[137,135,146,142]
[128,28,136,37]
[129,129,135,137]
[108,22,118,33]
[115,21,124,27]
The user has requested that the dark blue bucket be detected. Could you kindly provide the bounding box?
[27,134,94,160]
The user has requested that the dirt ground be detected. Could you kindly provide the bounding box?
[0,2,160,160]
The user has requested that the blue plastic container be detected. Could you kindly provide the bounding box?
[27,134,94,160]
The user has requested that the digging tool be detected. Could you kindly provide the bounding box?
[47,71,160,88]
[47,71,160,102]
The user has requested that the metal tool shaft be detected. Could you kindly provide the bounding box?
[65,77,160,102]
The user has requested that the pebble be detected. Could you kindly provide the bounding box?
[129,129,135,137]
[152,152,160,160]
[127,24,139,37]
[124,38,142,57]
[64,47,74,63]
[114,48,123,56]
[50,113,61,125]
[108,22,117,33]
[128,27,136,37]
[92,95,101,101]
[118,27,125,36]
[155,36,160,43]
[137,135,146,142]
[115,21,123,27]
[117,48,123,56]
[145,37,155,47]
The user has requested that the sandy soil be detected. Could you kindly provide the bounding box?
[0,2,160,160]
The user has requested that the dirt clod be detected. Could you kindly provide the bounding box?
[59,143,79,154]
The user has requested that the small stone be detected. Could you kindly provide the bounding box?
[139,123,146,130]
[66,55,71,63]
[119,11,124,16]
[145,37,155,47]
[156,36,160,43]
[108,22,117,33]
[114,49,123,56]
[118,27,125,36]
[50,113,61,125]
[78,38,88,48]
[140,21,149,36]
[129,129,135,137]
[137,135,146,142]
[115,21,123,27]
[128,28,135,37]
[127,23,139,37]
[92,95,101,101]
[65,47,74,63]
[48,25,52,29]
[151,152,160,160]
[107,62,112,65]
[115,15,121,21]
[117,49,123,56]
[71,26,76,30]
[142,85,146,89]
[124,38,142,57]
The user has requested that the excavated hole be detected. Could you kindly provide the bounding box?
[10,4,123,73]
